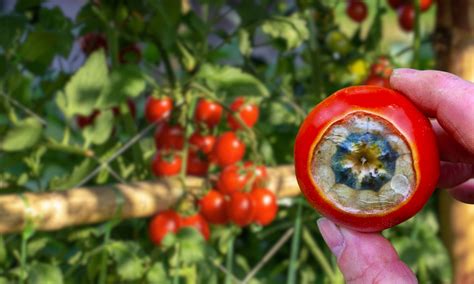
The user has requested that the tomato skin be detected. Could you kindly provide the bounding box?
[250,188,278,226]
[217,164,248,194]
[227,192,255,227]
[151,151,182,177]
[213,132,246,167]
[186,150,209,176]
[294,86,439,232]
[145,96,173,123]
[387,0,405,9]
[180,213,211,240]
[419,0,433,11]
[80,33,107,55]
[189,132,215,155]
[398,4,415,32]
[199,190,228,225]
[227,97,259,130]
[365,75,390,88]
[154,124,184,150]
[194,99,223,128]
[149,210,181,246]
[346,0,368,23]
[244,162,268,189]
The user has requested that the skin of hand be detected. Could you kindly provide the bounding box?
[317,69,474,283]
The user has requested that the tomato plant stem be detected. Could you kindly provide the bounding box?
[156,39,176,88]
[302,228,337,282]
[98,223,112,284]
[286,200,303,284]
[412,0,421,69]
[225,236,235,284]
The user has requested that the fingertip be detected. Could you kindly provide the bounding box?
[317,218,345,258]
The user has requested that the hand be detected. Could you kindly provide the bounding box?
[317,69,474,283]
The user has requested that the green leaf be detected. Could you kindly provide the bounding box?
[49,159,94,190]
[37,7,73,32]
[146,262,170,284]
[82,110,114,145]
[27,262,63,284]
[261,14,309,51]
[56,50,108,117]
[175,228,206,265]
[0,118,42,152]
[238,29,252,57]
[0,14,27,49]
[196,64,269,97]
[147,0,182,49]
[108,241,145,281]
[0,237,7,264]
[143,42,161,64]
[177,41,196,71]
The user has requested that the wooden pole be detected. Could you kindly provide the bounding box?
[0,166,299,234]
[435,0,474,283]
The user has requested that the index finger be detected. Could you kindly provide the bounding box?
[390,69,474,154]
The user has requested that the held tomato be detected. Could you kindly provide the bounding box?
[186,150,209,176]
[227,192,255,227]
[189,132,216,155]
[213,132,246,167]
[180,213,210,240]
[397,4,415,32]
[149,210,180,246]
[194,99,223,128]
[199,190,228,225]
[217,164,248,194]
[145,96,173,123]
[154,124,184,150]
[346,0,368,23]
[227,97,259,130]
[250,188,278,226]
[151,151,182,177]
[294,86,439,232]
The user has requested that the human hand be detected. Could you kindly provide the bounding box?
[317,69,474,283]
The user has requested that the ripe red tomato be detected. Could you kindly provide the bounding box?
[294,86,439,232]
[189,132,216,155]
[76,110,100,128]
[149,210,180,246]
[194,99,223,128]
[151,151,182,177]
[145,96,173,123]
[217,164,248,194]
[180,213,210,240]
[154,124,184,150]
[397,4,415,32]
[387,0,405,9]
[244,162,268,189]
[365,75,390,88]
[186,150,209,176]
[227,192,255,227]
[80,33,107,55]
[119,44,141,64]
[370,56,392,78]
[227,97,259,130]
[199,190,228,225]
[346,0,368,23]
[213,132,246,167]
[251,188,278,226]
[419,0,433,11]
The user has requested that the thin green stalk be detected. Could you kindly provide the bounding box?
[156,39,176,88]
[305,10,325,101]
[173,242,181,284]
[19,232,28,284]
[120,103,145,179]
[412,0,421,69]
[302,228,336,281]
[287,200,303,284]
[225,237,235,284]
[98,223,112,284]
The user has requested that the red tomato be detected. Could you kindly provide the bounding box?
[145,96,173,123]
[119,44,141,64]
[151,151,182,177]
[199,190,228,225]
[346,0,368,23]
[154,124,184,150]
[387,0,405,9]
[370,56,392,78]
[217,164,248,194]
[189,132,216,155]
[419,0,432,11]
[213,132,246,167]
[227,97,259,130]
[244,162,269,189]
[365,75,391,88]
[294,86,439,232]
[76,110,100,128]
[186,150,209,176]
[397,4,415,32]
[194,99,223,128]
[180,213,210,240]
[80,33,107,55]
[251,188,278,226]
[227,192,255,227]
[149,210,180,246]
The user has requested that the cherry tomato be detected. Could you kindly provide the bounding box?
[180,213,210,240]
[365,75,390,88]
[149,210,180,246]
[227,97,259,130]
[387,0,405,9]
[154,124,184,150]
[213,131,246,167]
[244,162,268,189]
[186,150,209,176]
[325,30,351,56]
[346,0,368,23]
[189,132,216,155]
[76,110,100,128]
[119,44,141,64]
[194,98,223,128]
[80,33,107,55]
[227,192,255,227]
[294,86,439,232]
[250,188,278,226]
[398,4,415,32]
[419,0,433,11]
[199,190,228,225]
[145,96,173,123]
[151,151,182,177]
[370,56,392,78]
[217,164,248,194]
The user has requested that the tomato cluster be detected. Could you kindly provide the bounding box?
[387,0,433,32]
[146,95,278,245]
[364,56,392,88]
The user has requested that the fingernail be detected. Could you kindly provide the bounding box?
[317,218,345,258]
[391,68,419,78]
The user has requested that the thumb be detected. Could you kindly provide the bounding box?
[317,218,417,284]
